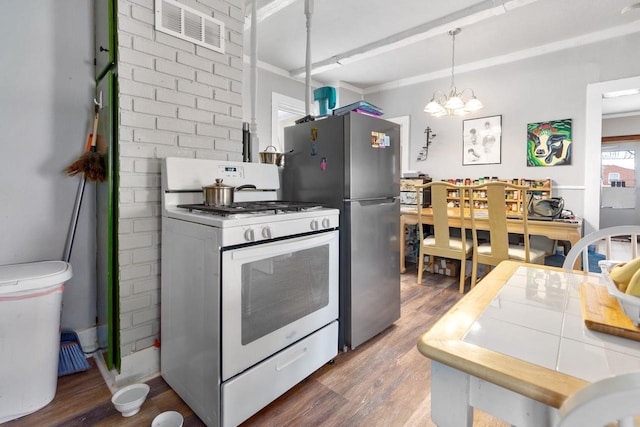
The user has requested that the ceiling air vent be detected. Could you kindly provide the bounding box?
[155,0,225,54]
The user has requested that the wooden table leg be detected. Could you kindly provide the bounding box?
[568,233,581,270]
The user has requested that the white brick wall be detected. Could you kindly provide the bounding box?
[116,0,244,361]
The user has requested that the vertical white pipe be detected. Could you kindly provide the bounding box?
[250,0,258,133]
[304,0,313,115]
[250,0,259,158]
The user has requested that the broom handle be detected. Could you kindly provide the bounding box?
[63,111,100,262]
[89,111,100,151]
[64,176,86,263]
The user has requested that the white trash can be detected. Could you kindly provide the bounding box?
[0,261,73,423]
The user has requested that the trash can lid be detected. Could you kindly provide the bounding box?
[0,261,73,295]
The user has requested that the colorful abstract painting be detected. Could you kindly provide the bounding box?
[527,118,572,166]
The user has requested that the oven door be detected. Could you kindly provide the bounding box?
[221,230,339,381]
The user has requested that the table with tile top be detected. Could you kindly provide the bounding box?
[417,261,640,427]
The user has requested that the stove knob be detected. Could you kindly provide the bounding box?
[244,228,255,242]
[261,226,272,239]
[322,218,331,229]
[310,219,319,231]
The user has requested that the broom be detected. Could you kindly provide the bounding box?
[65,110,106,182]
[58,110,104,376]
[58,330,90,376]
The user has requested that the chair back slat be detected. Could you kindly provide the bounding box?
[416,182,470,293]
[468,182,535,286]
[424,184,464,250]
[483,184,510,260]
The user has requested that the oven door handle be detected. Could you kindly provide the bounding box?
[231,231,337,261]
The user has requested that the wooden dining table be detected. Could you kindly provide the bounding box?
[417,260,640,427]
[400,207,583,273]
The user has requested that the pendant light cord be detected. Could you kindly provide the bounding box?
[449,28,459,92]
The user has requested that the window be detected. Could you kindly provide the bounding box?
[601,150,635,208]
[608,172,620,184]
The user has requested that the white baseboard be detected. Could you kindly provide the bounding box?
[94,346,161,393]
[74,327,161,393]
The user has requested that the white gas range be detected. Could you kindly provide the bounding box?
[160,157,340,427]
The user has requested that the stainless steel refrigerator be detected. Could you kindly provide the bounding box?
[283,112,401,350]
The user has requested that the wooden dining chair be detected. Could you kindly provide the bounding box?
[415,182,473,293]
[556,371,640,427]
[468,182,546,287]
[562,225,640,272]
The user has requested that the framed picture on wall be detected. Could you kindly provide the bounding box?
[463,115,502,165]
[526,118,572,166]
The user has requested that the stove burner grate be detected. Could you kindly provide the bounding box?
[177,201,323,216]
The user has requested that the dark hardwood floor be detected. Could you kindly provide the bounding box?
[6,265,506,426]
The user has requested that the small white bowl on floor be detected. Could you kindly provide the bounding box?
[152,411,184,426]
[111,383,150,417]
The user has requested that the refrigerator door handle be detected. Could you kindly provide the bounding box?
[346,196,399,204]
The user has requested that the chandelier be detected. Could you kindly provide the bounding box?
[424,28,483,117]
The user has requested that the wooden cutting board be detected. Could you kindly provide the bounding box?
[580,282,640,341]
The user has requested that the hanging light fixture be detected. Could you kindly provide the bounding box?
[424,28,483,117]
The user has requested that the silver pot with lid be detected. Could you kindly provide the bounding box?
[259,145,294,168]
[202,179,256,206]
[259,145,280,165]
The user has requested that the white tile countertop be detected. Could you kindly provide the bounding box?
[462,266,640,382]
[417,261,640,427]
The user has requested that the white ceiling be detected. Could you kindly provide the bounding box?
[244,0,640,115]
